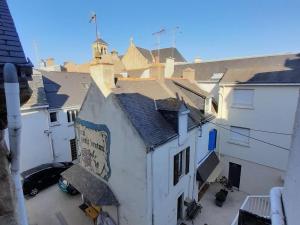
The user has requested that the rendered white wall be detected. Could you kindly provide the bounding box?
[221,155,284,195]
[218,85,298,170]
[196,121,216,166]
[50,109,77,162]
[151,128,198,225]
[19,109,53,171]
[283,91,300,225]
[78,83,148,225]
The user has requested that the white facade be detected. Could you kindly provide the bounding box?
[283,90,300,225]
[76,79,215,225]
[19,109,53,172]
[217,84,299,194]
[49,108,78,162]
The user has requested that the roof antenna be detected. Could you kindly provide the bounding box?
[171,26,181,59]
[152,28,166,63]
[33,40,40,66]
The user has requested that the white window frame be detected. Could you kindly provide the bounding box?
[229,126,250,146]
[231,89,254,109]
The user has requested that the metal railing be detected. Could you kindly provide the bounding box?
[231,195,270,225]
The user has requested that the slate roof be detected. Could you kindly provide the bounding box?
[151,47,186,63]
[94,38,108,46]
[221,66,300,84]
[136,47,153,63]
[42,71,91,109]
[21,70,48,110]
[0,0,32,70]
[113,79,208,149]
[173,53,300,81]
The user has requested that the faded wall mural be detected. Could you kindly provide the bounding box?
[76,119,111,181]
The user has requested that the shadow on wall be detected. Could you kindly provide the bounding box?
[42,76,69,109]
[242,53,300,84]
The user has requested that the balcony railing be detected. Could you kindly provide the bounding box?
[231,195,270,225]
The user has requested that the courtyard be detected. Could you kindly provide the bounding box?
[25,182,247,225]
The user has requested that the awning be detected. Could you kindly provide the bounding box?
[61,164,119,206]
[197,152,219,186]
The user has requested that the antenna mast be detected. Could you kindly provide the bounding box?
[152,28,166,63]
[171,26,181,59]
[33,40,40,66]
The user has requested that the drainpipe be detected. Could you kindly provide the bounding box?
[4,63,29,225]
[270,187,285,225]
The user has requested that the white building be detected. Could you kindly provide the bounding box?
[42,71,90,163]
[231,90,300,225]
[10,70,90,172]
[217,66,300,194]
[172,53,300,194]
[62,59,219,225]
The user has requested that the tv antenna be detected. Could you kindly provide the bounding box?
[171,26,182,59]
[152,28,166,63]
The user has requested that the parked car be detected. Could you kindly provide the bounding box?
[21,162,73,196]
[58,177,79,195]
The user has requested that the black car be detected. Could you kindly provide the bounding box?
[21,162,73,196]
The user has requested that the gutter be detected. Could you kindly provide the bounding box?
[4,63,29,225]
[270,187,285,225]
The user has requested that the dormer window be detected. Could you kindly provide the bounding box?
[210,72,224,81]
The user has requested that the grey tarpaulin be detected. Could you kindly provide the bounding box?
[196,152,219,186]
[61,164,118,206]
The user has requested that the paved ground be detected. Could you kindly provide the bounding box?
[194,183,248,225]
[25,182,246,225]
[25,185,93,225]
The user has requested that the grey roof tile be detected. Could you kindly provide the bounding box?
[42,71,91,109]
[113,79,207,148]
[151,47,186,63]
[0,0,31,67]
[174,53,300,81]
[136,47,153,63]
[221,66,300,84]
[22,71,48,109]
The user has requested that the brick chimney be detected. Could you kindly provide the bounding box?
[46,58,55,67]
[90,57,115,97]
[182,67,195,81]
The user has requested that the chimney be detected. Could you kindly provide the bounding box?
[204,96,213,115]
[164,57,175,78]
[46,58,55,67]
[90,58,115,97]
[178,103,190,145]
[150,63,164,79]
[194,57,202,63]
[182,67,195,81]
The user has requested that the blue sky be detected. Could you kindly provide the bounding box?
[9,0,300,65]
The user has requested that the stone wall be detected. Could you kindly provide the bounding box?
[0,130,17,225]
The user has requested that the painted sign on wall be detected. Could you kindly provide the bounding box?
[76,118,111,181]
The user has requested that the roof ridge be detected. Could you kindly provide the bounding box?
[192,52,300,65]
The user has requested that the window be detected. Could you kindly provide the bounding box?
[49,112,58,123]
[174,147,190,186]
[208,129,217,151]
[230,126,250,145]
[185,147,190,174]
[210,72,224,81]
[232,89,254,108]
[67,110,78,123]
[70,139,77,160]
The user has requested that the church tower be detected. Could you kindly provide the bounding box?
[92,38,108,59]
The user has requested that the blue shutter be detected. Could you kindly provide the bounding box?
[208,129,217,151]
